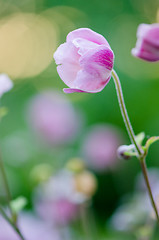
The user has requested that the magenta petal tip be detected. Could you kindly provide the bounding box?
[63,88,87,93]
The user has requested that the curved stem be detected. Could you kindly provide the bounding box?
[0,150,15,221]
[0,205,25,240]
[112,69,159,224]
[112,69,143,156]
[140,158,159,224]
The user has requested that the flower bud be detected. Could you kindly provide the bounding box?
[117,145,133,160]
[66,158,85,173]
[53,28,114,93]
[74,170,97,197]
[30,163,53,184]
[132,23,159,62]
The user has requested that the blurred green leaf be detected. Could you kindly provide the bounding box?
[0,107,8,119]
[145,136,159,153]
[135,132,145,146]
[10,196,28,214]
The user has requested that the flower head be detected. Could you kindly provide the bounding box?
[34,170,82,225]
[0,73,13,98]
[53,28,114,93]
[132,23,159,62]
[81,124,122,171]
[27,90,81,146]
[0,212,61,240]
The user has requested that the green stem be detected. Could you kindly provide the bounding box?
[80,203,92,240]
[140,158,159,224]
[0,150,15,221]
[112,69,143,156]
[0,205,25,240]
[112,69,159,224]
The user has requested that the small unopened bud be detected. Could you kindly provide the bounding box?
[74,171,97,198]
[117,145,133,160]
[0,107,8,119]
[66,158,85,173]
[30,163,53,184]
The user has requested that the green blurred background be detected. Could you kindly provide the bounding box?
[0,0,159,238]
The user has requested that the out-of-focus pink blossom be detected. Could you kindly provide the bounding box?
[110,194,150,231]
[27,90,81,146]
[34,171,83,225]
[135,168,159,220]
[0,212,61,240]
[135,168,159,198]
[111,168,159,231]
[132,23,159,62]
[0,73,13,98]
[36,198,78,226]
[53,28,114,93]
[81,124,122,171]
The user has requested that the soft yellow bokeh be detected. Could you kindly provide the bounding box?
[0,12,58,79]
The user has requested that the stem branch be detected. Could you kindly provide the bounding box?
[140,158,159,223]
[112,70,143,156]
[112,69,159,224]
[0,205,25,240]
[0,150,15,220]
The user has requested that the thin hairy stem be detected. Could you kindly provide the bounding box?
[112,69,143,156]
[0,150,15,221]
[140,158,159,224]
[112,69,159,224]
[0,205,25,240]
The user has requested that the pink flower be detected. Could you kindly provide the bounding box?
[27,90,81,146]
[0,73,13,98]
[36,198,78,226]
[34,171,81,225]
[132,23,159,62]
[0,212,61,240]
[81,124,122,171]
[53,28,114,93]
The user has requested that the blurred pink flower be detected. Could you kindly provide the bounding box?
[0,73,13,98]
[132,23,159,62]
[36,198,78,226]
[27,90,81,146]
[111,168,159,231]
[54,28,114,93]
[81,124,122,171]
[135,168,159,219]
[0,212,61,240]
[135,168,159,195]
[34,171,83,225]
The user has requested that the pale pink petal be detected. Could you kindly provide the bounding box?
[63,88,87,93]
[132,43,159,62]
[137,24,159,47]
[136,24,151,38]
[73,72,111,93]
[80,45,114,71]
[54,41,81,87]
[0,74,13,97]
[53,42,80,65]
[72,38,98,56]
[57,62,81,88]
[67,28,110,46]
[70,46,114,92]
[63,82,111,93]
